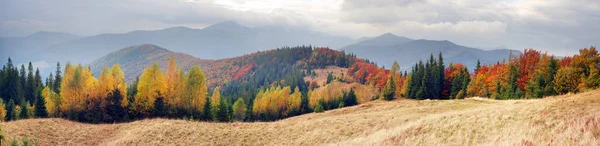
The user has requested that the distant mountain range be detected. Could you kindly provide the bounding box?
[1,21,518,76]
[341,33,518,70]
[0,31,81,64]
[1,21,353,66]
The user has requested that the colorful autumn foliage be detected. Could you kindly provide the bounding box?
[2,45,600,123]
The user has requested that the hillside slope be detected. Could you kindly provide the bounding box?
[2,90,599,145]
[89,44,209,82]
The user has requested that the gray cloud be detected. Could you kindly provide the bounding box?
[339,0,600,55]
[0,0,596,56]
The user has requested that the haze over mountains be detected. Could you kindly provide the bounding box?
[0,31,81,64]
[1,21,517,77]
[342,33,517,70]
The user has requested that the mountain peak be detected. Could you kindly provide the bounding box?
[163,26,194,31]
[122,44,171,53]
[204,21,247,30]
[379,32,398,38]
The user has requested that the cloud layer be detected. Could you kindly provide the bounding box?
[1,0,598,56]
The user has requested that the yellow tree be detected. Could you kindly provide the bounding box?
[60,64,96,113]
[210,86,221,118]
[390,61,403,97]
[111,64,127,107]
[286,87,302,116]
[164,58,181,106]
[0,99,5,121]
[182,66,208,113]
[97,67,115,99]
[41,87,61,117]
[211,86,221,109]
[133,63,167,116]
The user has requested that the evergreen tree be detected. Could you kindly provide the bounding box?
[382,73,396,100]
[314,103,324,113]
[300,92,311,113]
[326,72,334,84]
[47,73,54,90]
[106,89,127,122]
[457,68,470,99]
[151,94,166,118]
[19,99,29,119]
[216,98,230,122]
[6,99,16,121]
[34,89,48,118]
[2,58,22,104]
[26,62,35,103]
[438,53,445,99]
[544,58,559,96]
[450,71,462,99]
[53,62,62,93]
[343,89,358,106]
[19,65,26,104]
[416,73,427,99]
[475,59,481,73]
[202,97,212,121]
[501,64,523,99]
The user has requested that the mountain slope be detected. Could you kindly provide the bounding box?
[2,89,599,145]
[342,33,516,70]
[0,31,80,64]
[89,44,209,82]
[43,21,353,64]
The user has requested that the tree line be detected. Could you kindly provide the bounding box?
[381,46,600,100]
[0,46,363,123]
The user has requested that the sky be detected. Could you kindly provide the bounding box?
[1,0,598,56]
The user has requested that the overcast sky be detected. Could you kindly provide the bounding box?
[1,0,598,56]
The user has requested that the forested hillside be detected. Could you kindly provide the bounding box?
[0,45,598,124]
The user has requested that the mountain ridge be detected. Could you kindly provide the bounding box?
[342,33,518,70]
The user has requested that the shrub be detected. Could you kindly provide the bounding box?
[314,103,324,113]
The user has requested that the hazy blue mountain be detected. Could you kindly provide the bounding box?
[0,31,80,64]
[43,21,353,64]
[342,33,517,70]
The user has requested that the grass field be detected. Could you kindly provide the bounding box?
[2,89,599,145]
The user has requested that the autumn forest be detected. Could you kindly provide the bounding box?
[0,46,598,124]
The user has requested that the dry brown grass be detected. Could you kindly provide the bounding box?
[2,90,599,146]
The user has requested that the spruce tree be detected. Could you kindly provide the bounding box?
[475,59,481,73]
[34,91,48,118]
[438,53,445,99]
[26,62,35,103]
[19,65,26,104]
[6,99,16,121]
[216,99,230,122]
[202,97,212,121]
[544,58,559,96]
[344,89,358,106]
[326,72,334,84]
[19,99,29,119]
[151,95,166,118]
[53,62,62,93]
[383,73,396,100]
[106,89,127,122]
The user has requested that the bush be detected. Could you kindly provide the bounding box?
[314,103,324,113]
